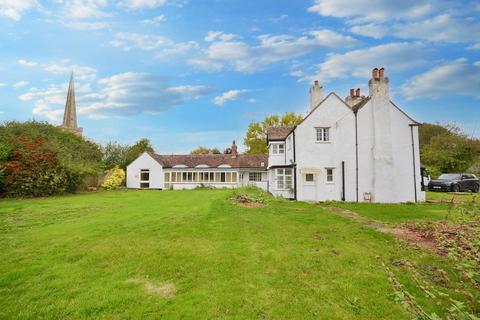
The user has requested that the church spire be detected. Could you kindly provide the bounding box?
[60,72,83,136]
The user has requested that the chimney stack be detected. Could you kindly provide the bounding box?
[379,67,384,78]
[231,140,238,157]
[369,67,389,99]
[350,88,355,97]
[309,80,324,111]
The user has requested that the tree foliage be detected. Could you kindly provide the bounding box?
[102,142,129,169]
[244,112,303,154]
[0,121,103,197]
[419,123,480,178]
[103,138,154,170]
[190,147,221,155]
[125,139,154,168]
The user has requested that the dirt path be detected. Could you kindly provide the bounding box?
[324,206,438,252]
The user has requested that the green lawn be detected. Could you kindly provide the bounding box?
[0,189,477,319]
[325,192,479,224]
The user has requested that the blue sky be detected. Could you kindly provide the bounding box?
[0,0,479,153]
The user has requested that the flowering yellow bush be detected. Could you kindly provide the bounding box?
[101,166,125,190]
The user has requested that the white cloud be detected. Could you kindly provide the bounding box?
[141,14,165,24]
[190,29,359,73]
[301,42,426,82]
[213,89,248,105]
[350,23,389,39]
[110,32,197,58]
[18,59,38,66]
[13,81,29,88]
[0,83,7,87]
[204,31,237,42]
[392,14,480,43]
[119,0,166,9]
[58,0,109,19]
[308,0,436,22]
[401,59,480,99]
[247,98,256,104]
[18,59,97,81]
[20,72,212,121]
[0,0,37,21]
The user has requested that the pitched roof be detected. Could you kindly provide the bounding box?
[149,153,268,169]
[266,126,294,141]
[351,97,370,112]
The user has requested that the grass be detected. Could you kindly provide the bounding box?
[0,189,478,319]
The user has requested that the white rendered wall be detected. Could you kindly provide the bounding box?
[126,152,164,189]
[294,94,356,202]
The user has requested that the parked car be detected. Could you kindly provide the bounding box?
[428,173,479,192]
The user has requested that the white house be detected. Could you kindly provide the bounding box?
[127,68,424,203]
[266,68,425,203]
[126,141,268,190]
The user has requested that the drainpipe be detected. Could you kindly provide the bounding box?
[354,111,359,202]
[410,125,418,203]
[341,161,345,201]
[293,131,297,200]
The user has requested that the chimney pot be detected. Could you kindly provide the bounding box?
[355,88,360,97]
[350,89,355,97]
[379,67,385,78]
[314,80,319,86]
[372,68,379,79]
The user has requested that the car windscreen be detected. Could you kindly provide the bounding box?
[438,174,461,180]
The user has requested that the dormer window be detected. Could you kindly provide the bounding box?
[316,127,330,142]
[271,143,285,154]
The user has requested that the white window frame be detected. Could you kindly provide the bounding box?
[326,168,334,183]
[315,127,330,142]
[140,169,150,188]
[271,143,285,155]
[276,168,292,190]
[249,172,262,182]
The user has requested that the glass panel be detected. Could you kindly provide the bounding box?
[172,172,177,182]
[226,172,231,183]
[140,170,149,181]
[285,169,292,175]
[140,182,149,188]
[164,172,170,182]
[221,172,226,182]
[193,172,197,182]
[215,172,221,182]
[209,172,214,182]
[232,172,237,182]
[305,174,314,182]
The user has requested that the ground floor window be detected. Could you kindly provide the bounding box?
[276,168,292,190]
[140,169,150,188]
[249,172,262,182]
[164,171,237,183]
[305,173,314,182]
[326,168,334,182]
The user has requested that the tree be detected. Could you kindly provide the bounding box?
[244,112,303,154]
[419,123,480,178]
[125,138,154,167]
[102,142,129,169]
[0,121,103,197]
[190,147,221,155]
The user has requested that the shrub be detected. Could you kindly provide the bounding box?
[101,166,125,190]
[0,121,103,197]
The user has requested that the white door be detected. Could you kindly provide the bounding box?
[302,173,317,201]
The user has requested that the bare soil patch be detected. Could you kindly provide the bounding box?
[126,278,176,298]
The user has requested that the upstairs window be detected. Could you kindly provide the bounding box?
[316,127,330,142]
[271,143,285,154]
